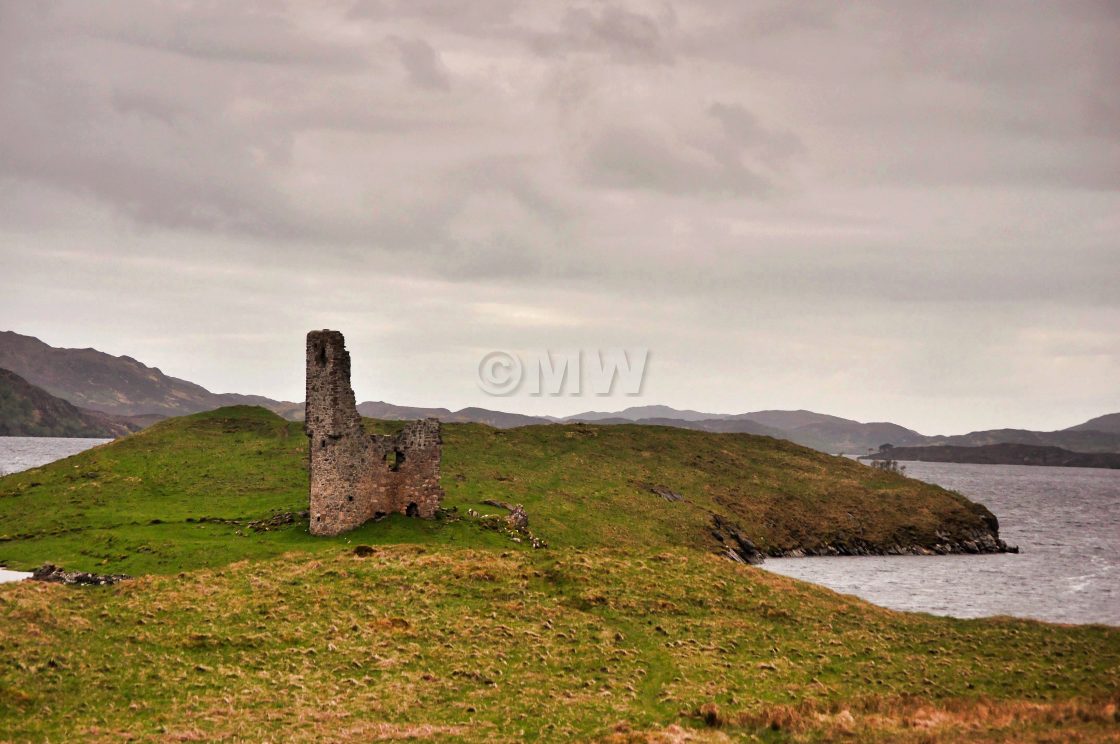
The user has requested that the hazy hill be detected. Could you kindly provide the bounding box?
[747,416,927,454]
[928,428,1120,453]
[0,368,143,438]
[864,442,1120,469]
[564,407,1120,454]
[604,412,927,454]
[355,400,453,421]
[731,409,853,429]
[552,411,1120,454]
[356,401,550,428]
[627,417,783,437]
[0,330,299,418]
[1066,412,1120,434]
[566,404,730,422]
[563,409,929,453]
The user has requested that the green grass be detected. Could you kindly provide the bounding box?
[0,406,1117,741]
[0,406,996,575]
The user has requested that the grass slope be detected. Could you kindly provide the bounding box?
[0,407,997,575]
[1,547,1117,742]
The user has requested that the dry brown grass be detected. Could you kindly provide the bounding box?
[1,546,1117,742]
[722,694,1120,742]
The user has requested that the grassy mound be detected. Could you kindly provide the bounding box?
[1,406,997,575]
[1,546,1117,742]
[0,406,1116,741]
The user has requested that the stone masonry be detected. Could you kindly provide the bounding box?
[305,330,443,536]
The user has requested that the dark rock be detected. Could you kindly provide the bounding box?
[472,503,546,548]
[353,545,376,557]
[711,515,765,564]
[645,484,683,502]
[31,564,130,586]
[506,504,529,531]
[247,511,299,532]
[480,499,531,532]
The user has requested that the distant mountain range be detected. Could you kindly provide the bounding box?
[566,405,733,422]
[354,401,547,429]
[566,407,1120,454]
[0,331,301,419]
[1065,412,1120,434]
[1,330,1118,455]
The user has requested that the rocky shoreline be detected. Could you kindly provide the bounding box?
[713,513,1018,564]
[765,528,1019,559]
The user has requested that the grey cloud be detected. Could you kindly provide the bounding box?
[707,103,803,166]
[391,37,451,90]
[583,126,769,196]
[530,6,675,65]
[2,1,1118,432]
[48,1,365,68]
[347,0,522,32]
[579,104,800,197]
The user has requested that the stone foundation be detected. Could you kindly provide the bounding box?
[305,330,443,536]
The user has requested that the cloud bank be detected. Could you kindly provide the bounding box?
[1,0,1117,433]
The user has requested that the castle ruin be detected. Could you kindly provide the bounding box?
[305,330,443,536]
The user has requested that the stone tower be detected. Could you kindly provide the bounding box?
[305,330,443,536]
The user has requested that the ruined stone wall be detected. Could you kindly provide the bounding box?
[305,330,442,536]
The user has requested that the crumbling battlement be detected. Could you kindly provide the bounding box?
[305,330,443,536]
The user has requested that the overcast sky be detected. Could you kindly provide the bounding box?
[1,1,1117,434]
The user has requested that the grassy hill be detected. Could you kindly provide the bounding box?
[0,406,1005,575]
[1,406,1115,741]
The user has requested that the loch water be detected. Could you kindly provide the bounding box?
[764,460,1120,625]
[0,436,111,476]
[0,436,110,582]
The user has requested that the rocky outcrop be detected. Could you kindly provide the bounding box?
[481,500,532,533]
[31,564,130,586]
[713,514,1017,564]
[471,503,546,549]
[711,515,765,564]
[644,484,684,502]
